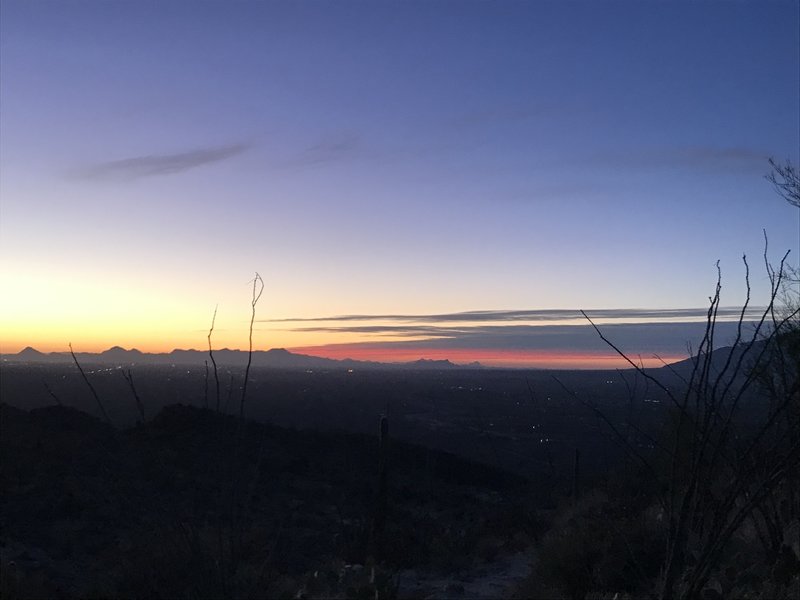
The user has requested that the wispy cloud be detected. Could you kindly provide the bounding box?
[266,307,764,324]
[662,146,768,172]
[267,308,766,356]
[77,143,249,180]
[287,133,361,167]
[284,325,472,338]
[286,321,757,356]
[589,145,768,173]
[444,103,560,131]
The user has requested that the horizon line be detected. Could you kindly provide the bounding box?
[1,343,690,371]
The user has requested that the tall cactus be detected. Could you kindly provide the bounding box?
[572,447,581,501]
[370,415,390,562]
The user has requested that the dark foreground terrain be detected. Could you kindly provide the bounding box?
[1,402,543,598]
[2,357,798,599]
[1,363,674,478]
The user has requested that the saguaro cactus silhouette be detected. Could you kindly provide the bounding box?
[370,415,390,562]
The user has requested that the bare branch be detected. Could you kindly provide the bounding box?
[552,375,663,499]
[580,310,681,412]
[766,157,800,208]
[121,368,146,422]
[208,304,221,412]
[69,343,112,426]
[204,360,210,410]
[654,354,689,387]
[240,273,265,419]
[42,381,63,406]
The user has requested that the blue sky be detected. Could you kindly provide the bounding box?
[1,1,798,365]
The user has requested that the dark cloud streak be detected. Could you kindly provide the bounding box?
[266,307,765,324]
[283,325,472,338]
[287,133,361,167]
[77,143,249,180]
[588,145,768,173]
[286,321,759,355]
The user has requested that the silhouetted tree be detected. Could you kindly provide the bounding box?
[767,157,800,208]
[583,242,799,599]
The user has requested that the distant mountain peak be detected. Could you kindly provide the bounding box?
[18,346,45,356]
[408,358,456,368]
[265,348,291,355]
[101,346,142,355]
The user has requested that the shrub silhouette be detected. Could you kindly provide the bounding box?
[576,243,799,599]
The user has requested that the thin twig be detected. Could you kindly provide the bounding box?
[580,310,681,411]
[552,375,663,503]
[654,354,689,386]
[42,381,63,406]
[208,305,221,412]
[240,273,264,419]
[204,360,210,410]
[69,343,112,426]
[122,368,146,422]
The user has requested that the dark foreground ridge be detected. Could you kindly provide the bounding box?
[0,403,536,598]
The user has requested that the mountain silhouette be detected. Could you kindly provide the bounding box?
[16,347,47,360]
[660,340,768,377]
[3,346,483,370]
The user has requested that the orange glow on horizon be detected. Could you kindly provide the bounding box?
[289,344,688,369]
[1,336,689,369]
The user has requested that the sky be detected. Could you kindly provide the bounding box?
[1,0,798,368]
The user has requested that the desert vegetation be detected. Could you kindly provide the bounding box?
[516,162,800,599]
[519,255,799,599]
